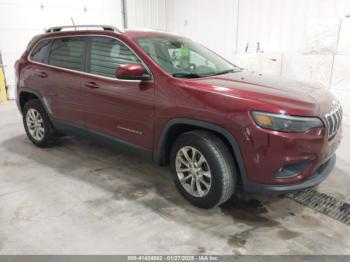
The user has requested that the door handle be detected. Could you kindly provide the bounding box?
[84,81,100,89]
[37,72,48,78]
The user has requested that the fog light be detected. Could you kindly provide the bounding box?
[275,161,311,179]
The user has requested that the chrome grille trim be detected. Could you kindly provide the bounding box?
[325,102,342,138]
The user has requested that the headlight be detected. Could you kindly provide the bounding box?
[251,111,324,133]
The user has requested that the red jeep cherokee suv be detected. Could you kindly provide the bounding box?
[16,25,343,209]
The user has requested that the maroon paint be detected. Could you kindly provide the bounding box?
[116,63,148,79]
[16,30,342,187]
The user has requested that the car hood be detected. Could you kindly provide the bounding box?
[188,71,335,116]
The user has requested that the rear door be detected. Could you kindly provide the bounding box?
[82,36,155,149]
[45,36,87,126]
[26,39,53,105]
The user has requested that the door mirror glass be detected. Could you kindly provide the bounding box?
[116,64,151,81]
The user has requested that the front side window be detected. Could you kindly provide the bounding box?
[48,37,86,71]
[89,36,142,78]
[136,37,240,78]
[30,39,52,63]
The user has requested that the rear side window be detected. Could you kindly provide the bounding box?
[89,36,142,78]
[48,37,86,71]
[30,39,52,63]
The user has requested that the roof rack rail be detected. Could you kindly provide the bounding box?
[45,25,123,33]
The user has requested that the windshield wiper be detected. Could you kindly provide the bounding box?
[173,68,240,78]
[172,73,202,78]
[209,69,238,76]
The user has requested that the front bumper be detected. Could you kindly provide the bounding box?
[243,154,336,195]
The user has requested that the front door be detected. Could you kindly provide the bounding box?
[83,36,155,149]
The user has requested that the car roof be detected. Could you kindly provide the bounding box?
[39,27,184,40]
[122,29,182,38]
[27,27,187,51]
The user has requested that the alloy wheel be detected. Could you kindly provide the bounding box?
[175,146,212,197]
[26,108,45,141]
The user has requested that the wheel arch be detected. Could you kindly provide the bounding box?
[18,88,48,114]
[153,118,247,185]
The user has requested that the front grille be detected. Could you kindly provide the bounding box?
[325,102,342,138]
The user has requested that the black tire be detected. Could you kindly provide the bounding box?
[23,99,59,147]
[170,130,236,209]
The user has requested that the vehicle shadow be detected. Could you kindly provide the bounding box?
[2,134,305,251]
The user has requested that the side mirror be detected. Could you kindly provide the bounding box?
[116,64,151,81]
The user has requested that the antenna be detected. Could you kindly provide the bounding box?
[71,17,77,31]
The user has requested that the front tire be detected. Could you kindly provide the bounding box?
[23,99,59,148]
[170,130,236,209]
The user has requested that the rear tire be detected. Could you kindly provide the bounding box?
[23,99,59,148]
[170,130,236,209]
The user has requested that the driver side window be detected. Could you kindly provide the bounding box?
[88,36,142,78]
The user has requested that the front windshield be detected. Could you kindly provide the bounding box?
[135,36,240,78]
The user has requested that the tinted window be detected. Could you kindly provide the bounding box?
[30,39,51,63]
[89,37,142,78]
[48,37,85,71]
